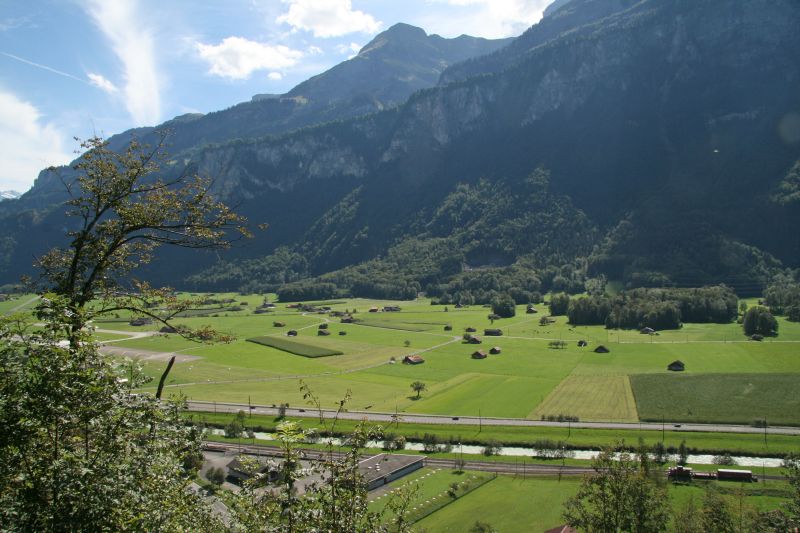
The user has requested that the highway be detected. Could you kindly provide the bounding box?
[187,400,800,436]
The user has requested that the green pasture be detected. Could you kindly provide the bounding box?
[0,294,38,315]
[412,473,793,532]
[246,335,344,357]
[88,296,800,425]
[632,373,800,426]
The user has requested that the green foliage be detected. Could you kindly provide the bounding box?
[246,336,344,357]
[549,293,570,316]
[742,306,778,336]
[0,298,223,531]
[491,293,516,318]
[0,135,248,531]
[208,467,226,486]
[764,272,800,317]
[562,448,670,532]
[700,489,736,533]
[567,286,738,329]
[411,380,427,399]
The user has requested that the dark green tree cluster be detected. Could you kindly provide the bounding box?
[742,306,778,336]
[764,272,800,321]
[565,286,738,330]
[549,293,571,316]
[491,293,516,318]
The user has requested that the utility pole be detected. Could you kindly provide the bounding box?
[248,395,252,417]
[479,408,482,433]
[662,413,665,443]
[764,416,768,446]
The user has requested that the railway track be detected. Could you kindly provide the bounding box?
[202,440,788,481]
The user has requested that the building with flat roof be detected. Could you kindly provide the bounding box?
[358,454,425,491]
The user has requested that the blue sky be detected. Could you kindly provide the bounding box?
[0,0,553,192]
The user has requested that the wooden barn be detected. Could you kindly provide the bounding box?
[472,351,488,359]
[490,346,502,354]
[403,355,425,365]
[484,328,503,336]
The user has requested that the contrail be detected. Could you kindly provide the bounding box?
[1,51,89,85]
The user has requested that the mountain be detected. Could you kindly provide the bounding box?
[2,0,800,298]
[0,191,20,202]
[1,23,510,213]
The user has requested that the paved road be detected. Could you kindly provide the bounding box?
[188,400,800,436]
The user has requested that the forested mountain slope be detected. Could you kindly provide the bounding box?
[2,0,799,297]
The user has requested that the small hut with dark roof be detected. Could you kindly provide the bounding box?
[490,346,502,354]
[594,345,610,353]
[667,360,685,371]
[472,351,488,359]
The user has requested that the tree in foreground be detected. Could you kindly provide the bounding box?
[0,135,247,531]
[562,447,670,532]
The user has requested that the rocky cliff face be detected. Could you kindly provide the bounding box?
[1,0,799,290]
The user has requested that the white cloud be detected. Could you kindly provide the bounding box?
[87,73,118,94]
[85,0,161,126]
[336,42,362,56]
[196,37,304,80]
[0,90,71,192]
[277,0,381,38]
[423,0,550,38]
[268,71,283,81]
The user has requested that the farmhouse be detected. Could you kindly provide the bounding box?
[594,345,610,353]
[383,306,401,312]
[403,355,425,365]
[484,328,503,336]
[667,360,685,371]
[472,350,488,359]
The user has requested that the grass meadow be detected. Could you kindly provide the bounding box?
[409,473,793,532]
[84,293,800,426]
